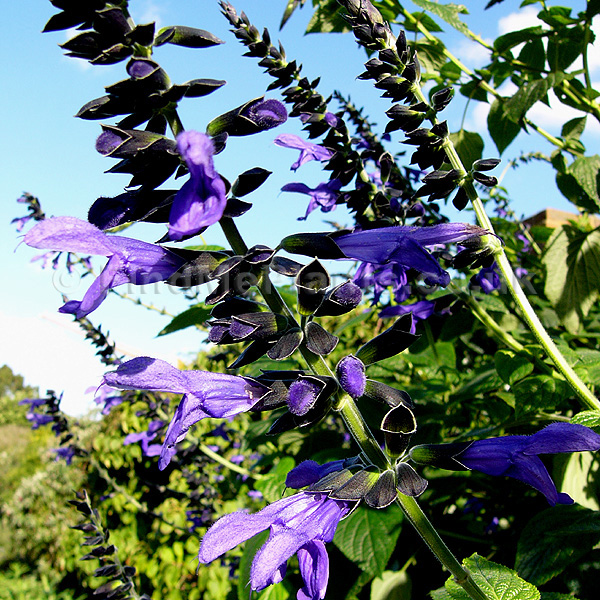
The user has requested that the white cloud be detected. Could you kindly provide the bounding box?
[0,309,181,416]
[498,6,541,35]
[0,310,106,415]
[451,38,493,69]
[133,0,165,29]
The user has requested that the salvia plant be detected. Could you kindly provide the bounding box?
[10,1,600,599]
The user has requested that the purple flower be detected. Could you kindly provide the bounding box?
[168,131,228,241]
[336,355,366,399]
[411,423,600,506]
[274,134,334,171]
[471,263,501,294]
[124,420,165,457]
[242,98,288,131]
[26,412,54,429]
[378,300,436,332]
[198,492,354,600]
[19,397,48,409]
[53,446,76,465]
[24,217,185,318]
[103,357,270,469]
[353,262,410,304]
[91,384,124,415]
[336,224,486,286]
[281,179,343,220]
[285,460,347,489]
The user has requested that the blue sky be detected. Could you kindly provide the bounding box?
[2,0,599,414]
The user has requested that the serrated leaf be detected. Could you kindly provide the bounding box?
[449,130,483,170]
[568,155,600,212]
[410,0,469,35]
[443,554,540,600]
[516,504,600,585]
[431,587,455,600]
[306,0,350,34]
[158,304,212,336]
[333,504,403,576]
[511,375,570,415]
[488,98,521,154]
[561,117,587,140]
[504,79,550,124]
[494,350,534,385]
[572,410,600,429]
[494,26,545,53]
[543,226,600,332]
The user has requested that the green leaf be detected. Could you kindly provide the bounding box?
[333,504,403,576]
[547,27,585,71]
[556,451,600,509]
[254,457,295,503]
[494,26,545,53]
[370,570,411,600]
[517,38,545,71]
[158,304,212,336]
[494,350,534,385]
[257,582,292,600]
[488,98,521,154]
[571,410,600,429]
[561,116,587,141]
[516,504,600,585]
[543,225,600,332]
[306,0,350,33]
[449,130,484,170]
[414,38,448,74]
[568,155,600,212]
[504,79,550,124]
[237,530,269,600]
[442,554,540,600]
[410,0,470,35]
[511,375,570,415]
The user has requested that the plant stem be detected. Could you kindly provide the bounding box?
[219,215,493,599]
[396,494,490,600]
[438,137,600,411]
[199,443,263,479]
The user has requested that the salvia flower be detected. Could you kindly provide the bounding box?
[274,134,334,171]
[379,299,436,332]
[471,262,501,294]
[207,97,287,136]
[123,420,165,457]
[281,179,343,220]
[24,217,185,318]
[168,131,228,241]
[335,223,487,286]
[198,491,354,600]
[410,423,600,506]
[53,446,77,465]
[336,355,366,399]
[102,357,270,469]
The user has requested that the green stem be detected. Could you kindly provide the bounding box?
[396,494,490,600]
[438,138,600,410]
[400,8,577,155]
[219,186,493,600]
[334,393,389,469]
[199,443,263,479]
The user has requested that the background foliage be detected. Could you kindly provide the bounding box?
[6,1,600,600]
